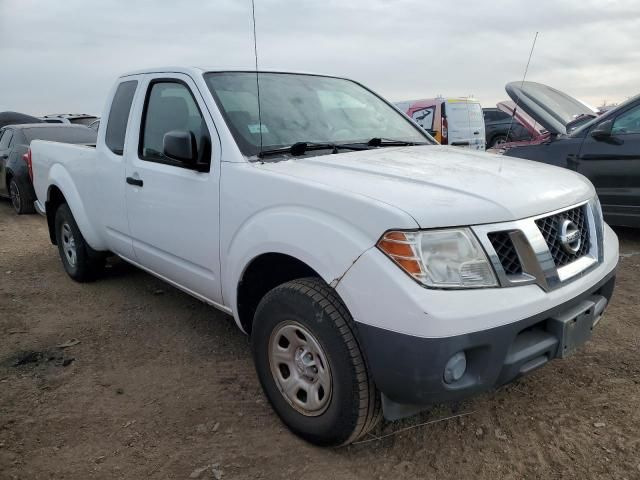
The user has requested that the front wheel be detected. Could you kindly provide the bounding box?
[251,277,381,446]
[54,204,104,282]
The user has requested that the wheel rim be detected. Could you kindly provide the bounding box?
[9,181,21,211]
[61,223,77,267]
[494,136,508,146]
[268,321,332,416]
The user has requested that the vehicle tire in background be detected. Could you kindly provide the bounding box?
[489,134,508,148]
[251,277,382,446]
[9,177,35,215]
[54,204,104,282]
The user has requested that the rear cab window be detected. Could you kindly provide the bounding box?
[106,80,138,155]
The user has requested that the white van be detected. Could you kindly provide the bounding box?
[396,97,486,151]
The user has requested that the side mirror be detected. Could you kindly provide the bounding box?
[163,130,197,165]
[590,120,613,140]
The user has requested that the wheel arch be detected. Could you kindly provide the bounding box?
[236,253,322,334]
[223,206,381,334]
[44,165,105,250]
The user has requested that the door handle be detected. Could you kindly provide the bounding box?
[126,176,143,187]
[0,154,8,160]
[473,131,480,135]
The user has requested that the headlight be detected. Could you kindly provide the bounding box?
[377,228,498,288]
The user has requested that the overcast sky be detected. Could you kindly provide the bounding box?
[1,0,638,116]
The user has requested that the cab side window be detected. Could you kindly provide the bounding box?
[612,105,640,135]
[140,81,211,170]
[106,80,138,155]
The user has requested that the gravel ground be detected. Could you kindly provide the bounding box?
[1,199,639,480]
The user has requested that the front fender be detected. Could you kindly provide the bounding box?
[222,205,382,324]
[47,164,105,251]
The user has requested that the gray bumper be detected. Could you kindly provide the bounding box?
[355,270,616,420]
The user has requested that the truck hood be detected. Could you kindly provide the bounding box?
[505,81,597,135]
[258,145,594,228]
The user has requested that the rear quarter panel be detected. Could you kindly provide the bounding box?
[31,140,106,249]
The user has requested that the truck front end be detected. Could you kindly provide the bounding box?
[336,196,618,419]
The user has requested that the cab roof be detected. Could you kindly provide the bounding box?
[119,66,342,79]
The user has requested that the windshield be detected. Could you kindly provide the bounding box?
[204,72,431,157]
[69,117,98,126]
[24,126,97,144]
[570,93,640,137]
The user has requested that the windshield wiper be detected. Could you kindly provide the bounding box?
[366,137,429,147]
[258,141,369,158]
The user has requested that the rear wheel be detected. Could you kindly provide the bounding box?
[251,277,382,446]
[9,177,35,215]
[54,204,104,282]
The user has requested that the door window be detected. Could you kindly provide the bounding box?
[0,129,13,149]
[140,81,210,168]
[612,105,640,135]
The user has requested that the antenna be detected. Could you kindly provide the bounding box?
[505,32,539,143]
[250,0,263,156]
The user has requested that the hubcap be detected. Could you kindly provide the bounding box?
[61,223,77,267]
[9,181,21,211]
[268,321,332,416]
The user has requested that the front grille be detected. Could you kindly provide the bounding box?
[488,231,523,275]
[535,206,590,268]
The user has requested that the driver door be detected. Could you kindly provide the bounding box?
[577,103,640,227]
[124,73,223,304]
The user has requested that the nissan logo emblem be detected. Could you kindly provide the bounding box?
[559,219,581,254]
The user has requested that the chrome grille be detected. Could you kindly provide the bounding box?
[473,200,601,292]
[535,205,590,268]
[488,232,522,275]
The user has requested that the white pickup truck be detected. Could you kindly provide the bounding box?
[30,67,618,446]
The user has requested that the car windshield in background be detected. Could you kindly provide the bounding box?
[571,93,640,137]
[70,117,98,126]
[204,72,431,157]
[24,127,97,144]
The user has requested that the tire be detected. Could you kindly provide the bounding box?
[8,177,35,215]
[489,134,508,148]
[54,204,104,282]
[251,277,382,446]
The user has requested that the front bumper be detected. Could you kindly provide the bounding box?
[355,271,615,419]
[335,223,619,419]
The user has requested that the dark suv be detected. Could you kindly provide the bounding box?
[483,107,533,148]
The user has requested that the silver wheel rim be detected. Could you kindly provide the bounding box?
[9,181,21,211]
[494,137,507,146]
[61,223,77,267]
[268,321,332,416]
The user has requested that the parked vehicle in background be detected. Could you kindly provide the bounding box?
[0,124,96,214]
[498,81,640,228]
[0,111,43,129]
[489,82,598,154]
[30,67,617,446]
[41,114,99,126]
[483,107,533,147]
[395,97,485,150]
[88,119,100,131]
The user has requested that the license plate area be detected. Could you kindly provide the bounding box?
[547,296,607,359]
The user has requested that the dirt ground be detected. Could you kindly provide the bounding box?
[0,200,639,480]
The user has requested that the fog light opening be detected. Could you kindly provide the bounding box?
[443,351,467,384]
